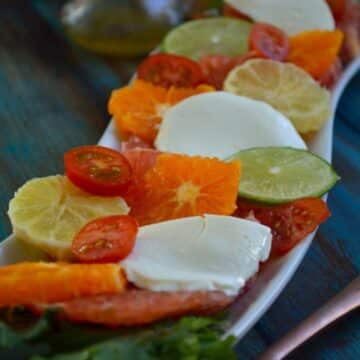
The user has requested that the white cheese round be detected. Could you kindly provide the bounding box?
[155,92,306,159]
[121,215,272,296]
[224,0,334,35]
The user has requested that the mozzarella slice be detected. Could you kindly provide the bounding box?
[224,0,334,35]
[121,215,272,296]
[155,92,306,159]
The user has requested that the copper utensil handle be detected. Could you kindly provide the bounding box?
[259,276,360,360]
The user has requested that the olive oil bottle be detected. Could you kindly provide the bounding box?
[61,0,195,56]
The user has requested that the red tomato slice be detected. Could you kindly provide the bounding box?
[326,0,347,22]
[64,145,133,196]
[72,215,138,263]
[223,4,253,21]
[199,52,258,89]
[234,198,331,255]
[137,54,205,88]
[41,290,233,327]
[249,23,290,61]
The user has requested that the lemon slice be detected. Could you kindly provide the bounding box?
[224,59,332,134]
[8,175,129,260]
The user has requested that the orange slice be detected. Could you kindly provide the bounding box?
[0,262,126,307]
[287,30,344,80]
[130,153,241,225]
[108,80,214,143]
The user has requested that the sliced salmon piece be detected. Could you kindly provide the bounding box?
[46,290,234,327]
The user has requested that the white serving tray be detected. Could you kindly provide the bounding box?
[1,57,359,342]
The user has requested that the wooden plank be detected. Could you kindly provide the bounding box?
[0,1,129,239]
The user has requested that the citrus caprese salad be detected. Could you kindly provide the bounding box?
[1,0,359,359]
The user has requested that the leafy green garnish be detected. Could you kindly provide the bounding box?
[0,309,236,360]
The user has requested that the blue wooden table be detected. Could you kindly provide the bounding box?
[0,2,359,359]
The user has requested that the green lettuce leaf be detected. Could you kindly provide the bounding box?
[0,309,236,360]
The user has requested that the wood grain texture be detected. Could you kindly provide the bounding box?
[0,0,139,238]
[0,1,359,359]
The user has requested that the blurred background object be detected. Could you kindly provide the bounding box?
[61,0,222,56]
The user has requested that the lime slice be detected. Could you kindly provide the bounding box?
[224,59,331,135]
[229,147,339,203]
[163,17,252,60]
[8,175,129,260]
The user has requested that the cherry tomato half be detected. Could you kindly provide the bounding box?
[326,0,347,23]
[223,4,253,21]
[72,215,138,263]
[137,54,205,88]
[249,23,290,61]
[234,198,331,255]
[64,145,133,196]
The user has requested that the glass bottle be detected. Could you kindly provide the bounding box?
[61,0,196,56]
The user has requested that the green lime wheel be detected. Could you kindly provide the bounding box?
[163,17,252,60]
[229,147,340,204]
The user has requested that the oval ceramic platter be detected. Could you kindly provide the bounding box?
[1,57,360,342]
